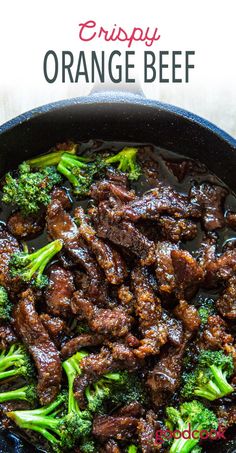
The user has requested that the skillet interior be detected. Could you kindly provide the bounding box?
[0,94,236,452]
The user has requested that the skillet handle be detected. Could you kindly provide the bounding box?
[90,81,145,97]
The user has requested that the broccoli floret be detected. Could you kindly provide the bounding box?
[85,372,122,413]
[57,152,99,196]
[127,445,138,453]
[27,147,76,168]
[8,351,93,451]
[0,383,37,404]
[181,350,234,401]
[0,286,12,320]
[105,147,141,180]
[109,371,147,406]
[0,343,34,381]
[198,298,215,325]
[2,163,62,216]
[80,437,96,453]
[165,400,218,453]
[9,240,63,288]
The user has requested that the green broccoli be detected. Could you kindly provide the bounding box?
[0,286,12,320]
[127,445,138,453]
[27,147,76,168]
[8,352,93,451]
[109,371,147,407]
[57,152,100,196]
[2,163,62,216]
[9,240,63,288]
[105,147,141,180]
[0,383,37,404]
[181,350,234,401]
[198,298,215,325]
[165,400,218,453]
[85,372,123,413]
[0,343,34,381]
[80,437,96,453]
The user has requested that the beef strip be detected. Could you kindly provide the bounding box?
[92,415,138,440]
[0,225,20,291]
[115,401,144,418]
[71,291,131,337]
[217,405,236,429]
[74,206,127,285]
[199,315,236,359]
[13,289,61,405]
[39,313,67,347]
[7,211,44,238]
[131,266,168,358]
[94,200,156,266]
[155,241,177,295]
[90,179,135,203]
[171,249,204,299]
[51,187,72,210]
[226,211,236,229]
[158,216,198,242]
[162,311,184,347]
[147,338,188,406]
[190,183,227,230]
[121,184,201,222]
[205,248,236,285]
[0,324,17,349]
[45,264,75,317]
[174,300,201,332]
[137,410,161,452]
[46,199,108,304]
[61,333,105,359]
[216,275,236,319]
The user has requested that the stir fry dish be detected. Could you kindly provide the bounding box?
[0,140,235,453]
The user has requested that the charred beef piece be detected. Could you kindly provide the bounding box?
[13,289,61,405]
[216,275,236,319]
[94,200,156,266]
[204,248,236,285]
[46,199,108,304]
[137,410,161,452]
[226,211,236,229]
[7,211,44,238]
[0,225,20,291]
[0,324,17,349]
[117,284,134,313]
[90,179,135,203]
[39,313,67,347]
[121,184,201,222]
[74,207,127,285]
[103,440,121,453]
[162,311,184,347]
[45,265,75,317]
[171,249,204,299]
[61,333,105,359]
[155,241,177,295]
[92,415,138,440]
[217,405,236,429]
[190,183,227,231]
[158,216,198,242]
[131,266,168,358]
[71,291,132,338]
[199,315,236,361]
[51,187,72,210]
[174,300,201,332]
[115,401,144,418]
[147,338,188,407]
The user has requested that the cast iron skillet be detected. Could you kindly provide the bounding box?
[0,91,236,452]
